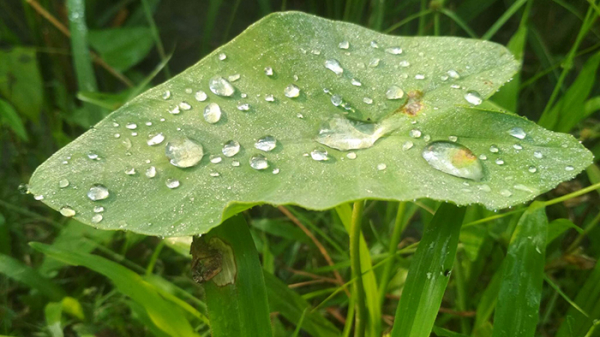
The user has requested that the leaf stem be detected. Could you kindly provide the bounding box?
[377,202,407,308]
[350,200,367,337]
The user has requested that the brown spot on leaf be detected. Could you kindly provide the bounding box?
[395,90,424,116]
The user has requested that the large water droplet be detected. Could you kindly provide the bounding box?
[386,86,404,100]
[87,184,109,201]
[250,155,269,170]
[222,140,240,157]
[147,133,165,146]
[331,94,342,106]
[316,115,386,151]
[422,142,484,181]
[165,138,204,168]
[255,136,277,152]
[60,206,76,217]
[204,103,222,124]
[508,127,526,139]
[310,148,329,161]
[324,59,343,76]
[284,84,300,98]
[464,91,483,105]
[209,77,235,97]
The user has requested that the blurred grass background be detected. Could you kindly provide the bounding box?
[1,0,600,336]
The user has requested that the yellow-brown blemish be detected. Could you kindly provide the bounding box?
[395,90,424,116]
[451,148,477,168]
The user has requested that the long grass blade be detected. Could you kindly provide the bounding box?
[0,254,65,301]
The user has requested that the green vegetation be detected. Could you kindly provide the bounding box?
[2,1,600,336]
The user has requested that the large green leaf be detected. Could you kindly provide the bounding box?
[28,12,592,237]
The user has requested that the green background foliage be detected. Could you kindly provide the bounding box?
[2,0,600,336]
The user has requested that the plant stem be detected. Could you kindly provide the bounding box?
[378,201,407,308]
[350,200,367,337]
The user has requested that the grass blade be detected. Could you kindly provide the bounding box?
[44,302,64,337]
[0,254,65,301]
[491,202,547,337]
[391,203,466,337]
[66,0,97,93]
[199,215,273,337]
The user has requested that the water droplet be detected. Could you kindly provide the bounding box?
[147,133,165,146]
[534,151,543,159]
[179,102,191,110]
[87,153,99,160]
[489,145,499,153]
[59,179,69,188]
[331,94,342,106]
[250,155,269,170]
[169,106,180,115]
[377,163,387,171]
[399,60,410,67]
[386,86,404,100]
[265,94,275,102]
[409,129,422,138]
[351,78,362,86]
[479,184,491,192]
[236,102,249,111]
[204,103,222,123]
[464,91,483,105]
[195,90,208,101]
[447,69,460,79]
[209,76,235,97]
[34,194,44,200]
[209,171,220,177]
[162,91,171,100]
[528,166,537,173]
[325,59,344,76]
[422,142,484,181]
[222,140,240,157]
[385,47,402,55]
[255,136,277,152]
[87,184,109,201]
[125,168,136,175]
[402,141,414,151]
[513,144,523,150]
[346,152,357,159]
[232,160,240,167]
[479,154,487,160]
[316,115,385,151]
[218,53,226,61]
[495,158,504,165]
[415,74,425,80]
[93,206,104,213]
[228,73,240,82]
[91,214,103,224]
[311,148,329,161]
[126,123,137,130]
[284,84,300,98]
[166,179,180,189]
[264,67,274,76]
[368,58,380,68]
[448,136,458,142]
[370,40,379,48]
[185,88,192,94]
[272,168,280,174]
[508,127,526,139]
[60,206,76,217]
[500,189,512,197]
[210,155,222,164]
[165,138,204,168]
[145,166,157,178]
[297,113,304,118]
[565,165,574,171]
[338,40,350,49]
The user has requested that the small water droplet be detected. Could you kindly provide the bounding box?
[331,94,342,106]
[479,184,491,192]
[147,133,165,146]
[272,168,280,174]
[162,91,171,100]
[146,166,157,178]
[415,74,425,80]
[250,155,269,170]
[265,94,275,102]
[126,123,137,130]
[534,151,543,159]
[228,73,240,82]
[338,40,350,49]
[495,158,504,165]
[179,102,191,110]
[377,163,387,171]
[513,144,523,150]
[464,91,483,105]
[166,179,180,189]
[370,40,379,48]
[409,129,422,138]
[528,166,537,173]
[351,78,362,86]
[399,60,410,67]
[479,154,487,160]
[125,168,136,175]
[386,86,404,100]
[236,102,250,111]
[232,160,240,167]
[195,90,208,101]
[185,88,192,94]
[508,127,526,139]
[210,155,222,164]
[402,141,414,150]
[218,53,226,61]
[489,145,499,153]
[500,189,512,197]
[209,171,220,177]
[447,69,460,79]
[87,153,99,160]
[255,136,277,152]
[385,47,402,54]
[34,194,44,200]
[59,179,69,188]
[60,206,76,217]
[448,136,458,142]
[324,59,343,76]
[284,84,300,98]
[204,103,222,123]
[422,142,484,181]
[169,106,180,115]
[222,140,240,157]
[264,67,274,76]
[91,214,103,224]
[565,165,574,171]
[310,148,329,161]
[87,184,109,201]
[165,138,204,168]
[93,206,104,213]
[368,58,380,68]
[209,76,235,97]
[363,97,373,104]
[346,152,357,159]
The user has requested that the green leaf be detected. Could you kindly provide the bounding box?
[198,215,273,337]
[45,302,64,337]
[0,98,28,141]
[0,254,65,301]
[547,218,583,245]
[0,47,43,121]
[88,27,155,72]
[28,12,592,237]
[29,243,200,337]
[492,202,547,337]
[391,203,466,337]
[263,272,341,337]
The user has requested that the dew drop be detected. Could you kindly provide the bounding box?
[448,136,458,142]
[264,67,274,76]
[228,73,240,82]
[165,138,204,168]
[147,133,165,146]
[508,127,526,139]
[210,155,222,164]
[513,144,523,150]
[565,165,574,171]
[402,141,414,151]
[34,195,44,200]
[447,69,460,79]
[166,179,180,189]
[310,148,329,161]
[222,140,240,157]
[185,88,192,94]
[232,160,240,167]
[59,179,70,188]
[255,136,277,152]
[324,59,343,76]
[250,155,269,170]
[351,78,362,86]
[169,106,180,115]
[346,152,357,159]
[87,153,99,160]
[331,94,342,107]
[363,97,373,104]
[479,154,487,160]
[489,145,499,153]
[284,84,300,98]
[409,129,422,138]
[179,102,191,110]
[125,168,136,175]
[126,123,137,130]
[377,163,387,171]
[87,184,109,201]
[210,171,220,177]
[218,53,226,61]
[370,41,379,48]
[368,58,380,68]
[534,151,543,159]
[265,94,275,102]
[479,184,491,192]
[209,76,235,97]
[237,102,250,111]
[204,103,222,123]
[91,214,103,224]
[422,142,484,181]
[528,166,537,173]
[386,86,404,100]
[464,91,483,105]
[316,115,384,150]
[385,47,402,55]
[500,189,512,197]
[93,206,105,213]
[145,166,157,178]
[162,91,171,100]
[399,60,410,67]
[415,74,425,80]
[195,90,208,102]
[338,40,350,49]
[60,206,76,217]
[495,158,504,165]
[272,168,280,174]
